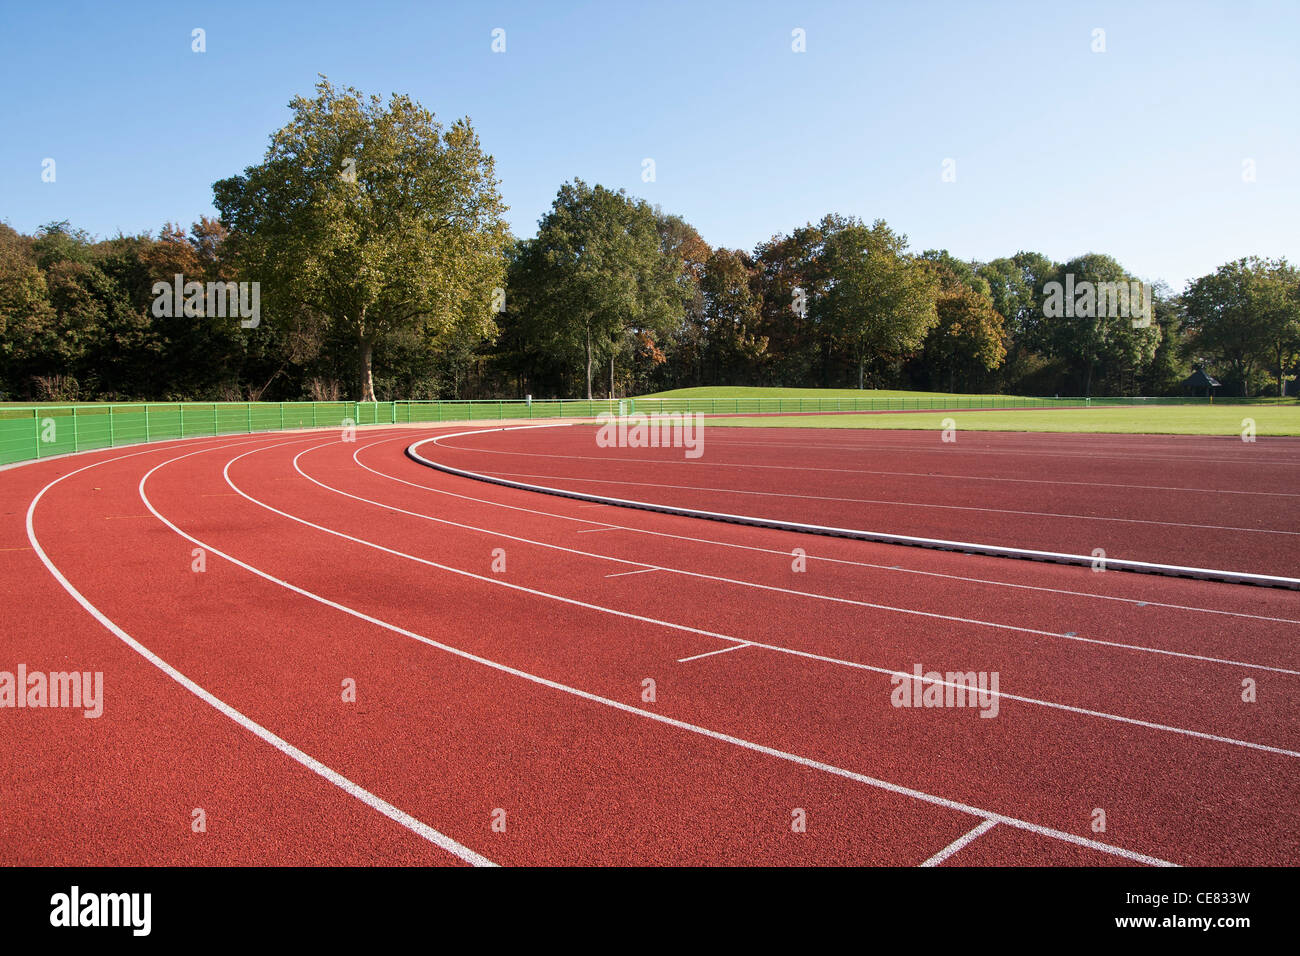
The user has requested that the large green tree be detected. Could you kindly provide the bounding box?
[1182,257,1298,397]
[1041,254,1160,395]
[920,262,1007,392]
[816,219,938,389]
[700,248,766,383]
[508,180,685,399]
[213,78,509,401]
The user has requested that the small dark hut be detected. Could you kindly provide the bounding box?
[1182,367,1221,399]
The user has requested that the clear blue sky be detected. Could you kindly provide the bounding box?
[1,0,1296,290]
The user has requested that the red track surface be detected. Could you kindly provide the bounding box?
[429,424,1300,580]
[3,423,1298,866]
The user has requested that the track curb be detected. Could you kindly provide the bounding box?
[406,425,1300,591]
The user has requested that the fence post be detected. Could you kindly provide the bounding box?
[214,403,219,436]
[145,405,150,442]
[33,408,40,460]
[108,405,115,447]
[247,404,252,433]
[71,406,78,453]
[178,402,184,438]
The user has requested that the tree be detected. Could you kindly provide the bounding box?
[816,219,938,389]
[1182,257,1296,397]
[1041,254,1160,395]
[921,263,1007,391]
[1259,261,1300,397]
[213,78,509,401]
[1139,283,1189,396]
[753,216,862,386]
[509,180,685,399]
[651,213,710,390]
[700,248,766,383]
[0,224,55,398]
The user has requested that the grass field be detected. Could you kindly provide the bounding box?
[709,404,1300,436]
[637,385,1028,401]
[637,384,1298,405]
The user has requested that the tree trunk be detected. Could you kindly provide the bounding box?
[610,352,615,399]
[359,336,376,403]
[585,327,593,400]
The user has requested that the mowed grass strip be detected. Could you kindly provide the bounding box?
[637,385,1038,401]
[705,404,1300,436]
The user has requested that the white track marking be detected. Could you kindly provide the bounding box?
[605,567,660,578]
[576,526,619,533]
[919,820,999,867]
[134,446,1180,867]
[354,437,1300,626]
[678,643,753,663]
[418,430,1300,589]
[217,442,1300,758]
[428,438,1300,498]
[480,470,1300,538]
[23,439,494,868]
[690,434,1300,468]
[286,441,1300,676]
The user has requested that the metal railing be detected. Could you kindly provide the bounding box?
[0,399,632,467]
[0,394,1230,467]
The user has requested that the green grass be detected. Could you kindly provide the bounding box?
[636,384,1297,404]
[707,404,1300,436]
[636,385,1021,401]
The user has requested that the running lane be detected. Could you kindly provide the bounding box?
[423,424,1300,579]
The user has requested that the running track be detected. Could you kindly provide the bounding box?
[3,422,1298,866]
[429,424,1300,581]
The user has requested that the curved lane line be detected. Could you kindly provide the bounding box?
[24,436,494,868]
[136,440,1182,866]
[408,427,1300,590]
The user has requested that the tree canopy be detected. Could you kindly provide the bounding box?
[212,78,509,401]
[1,83,1295,403]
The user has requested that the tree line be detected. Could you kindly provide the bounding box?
[2,80,1297,403]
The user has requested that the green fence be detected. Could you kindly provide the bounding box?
[0,399,629,467]
[0,394,1222,468]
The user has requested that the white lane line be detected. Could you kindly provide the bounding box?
[417,437,1300,590]
[577,526,619,533]
[228,442,1300,758]
[920,820,999,867]
[24,438,495,868]
[353,437,1300,626]
[688,435,1300,469]
[481,470,1300,538]
[678,643,753,663]
[139,447,1178,867]
[423,440,1300,498]
[605,567,660,578]
[300,441,1300,676]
